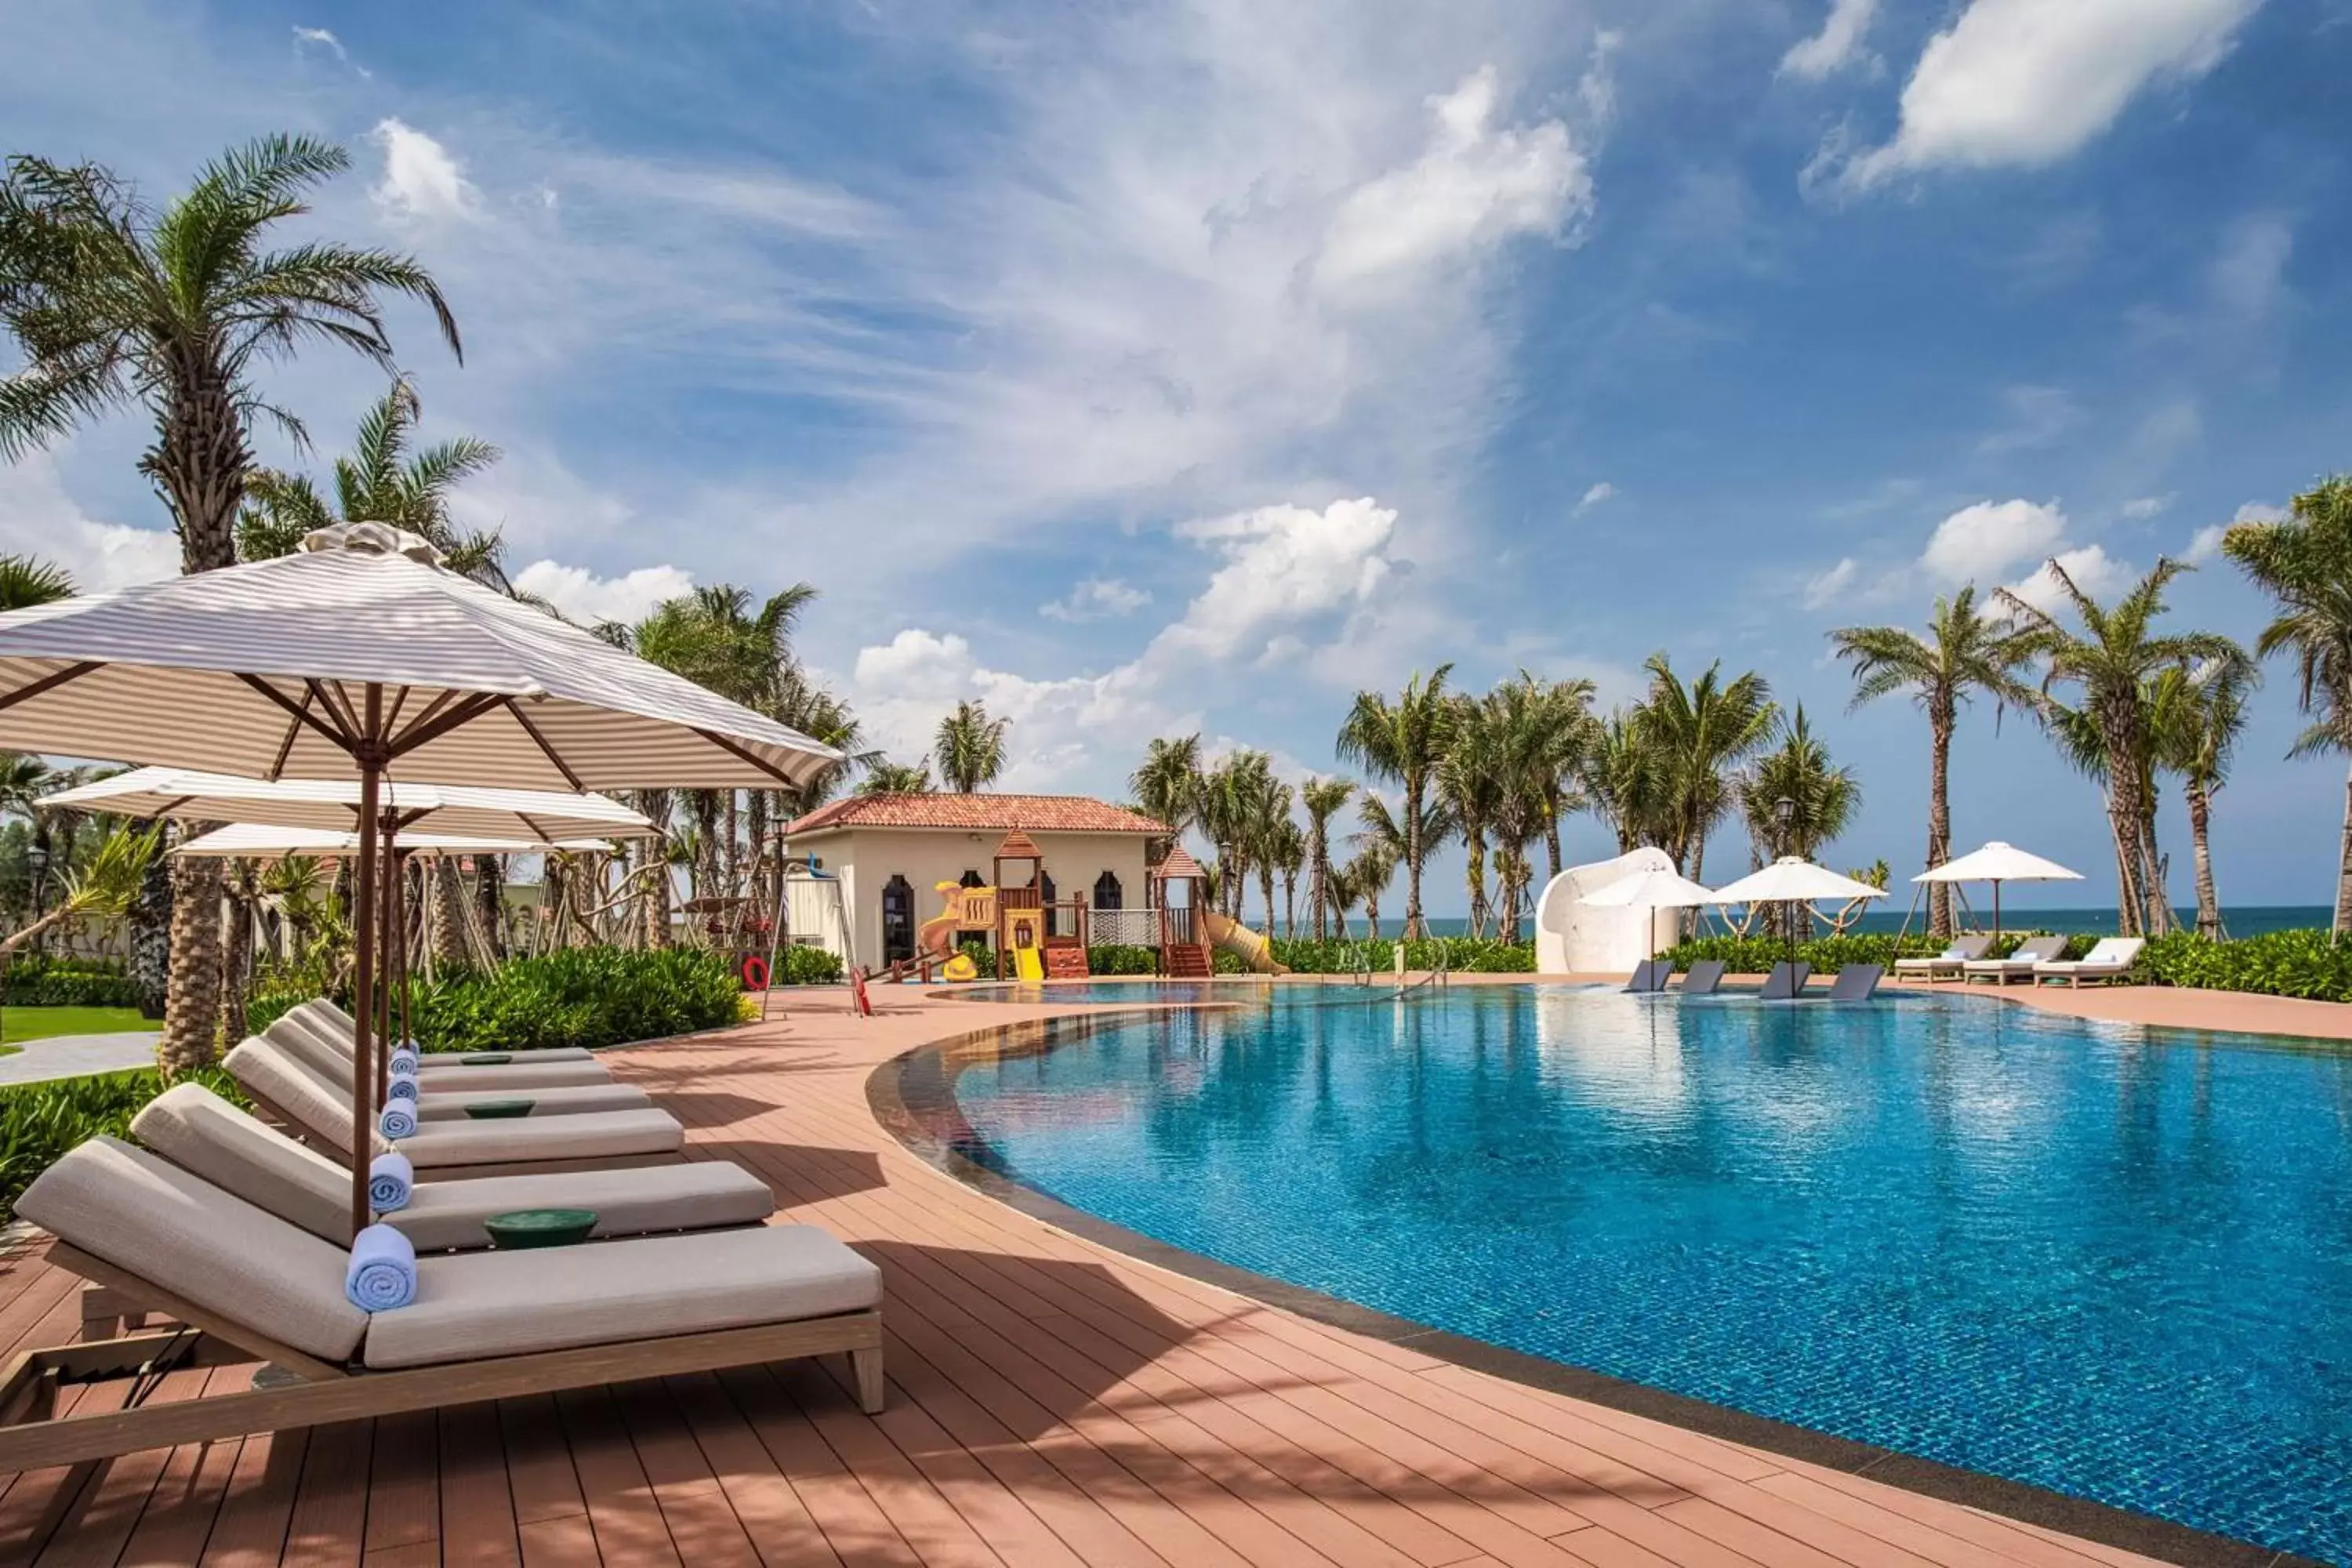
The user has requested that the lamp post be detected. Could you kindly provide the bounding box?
[1772,797,1796,990]
[26,844,49,951]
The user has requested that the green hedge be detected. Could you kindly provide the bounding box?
[405,947,748,1054]
[779,946,843,985]
[1659,931,2099,974]
[2139,930,2352,1000]
[1267,936,1536,974]
[0,1065,244,1222]
[2,955,142,1007]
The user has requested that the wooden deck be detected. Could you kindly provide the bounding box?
[0,986,2245,1566]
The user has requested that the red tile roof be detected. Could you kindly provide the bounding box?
[782,793,1172,837]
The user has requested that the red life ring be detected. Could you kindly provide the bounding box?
[740,954,771,991]
[849,967,873,1017]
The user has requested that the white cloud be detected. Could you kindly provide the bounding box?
[2183,524,2227,563]
[1805,557,1860,609]
[510,560,693,624]
[292,26,347,63]
[1781,0,1879,80]
[1315,66,1592,300]
[371,119,480,223]
[1920,499,2068,585]
[0,452,180,590]
[1575,481,1616,512]
[2209,212,2293,321]
[2121,494,2176,521]
[1158,498,1395,661]
[2233,500,2287,524]
[1039,578,1151,623]
[1977,384,2082,454]
[1843,0,2263,187]
[2006,544,2131,613]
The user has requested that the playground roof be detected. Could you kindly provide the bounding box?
[782,793,1171,837]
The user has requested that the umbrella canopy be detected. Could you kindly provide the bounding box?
[1913,841,2083,884]
[1708,857,1888,906]
[172,824,616,859]
[1583,866,1717,908]
[0,522,840,791]
[43,766,652,843]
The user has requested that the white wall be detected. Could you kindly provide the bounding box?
[780,829,1152,968]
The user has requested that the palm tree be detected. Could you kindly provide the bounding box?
[1344,838,1400,941]
[1130,735,1204,837]
[859,760,935,795]
[0,554,74,611]
[238,376,507,584]
[2152,657,2257,938]
[1300,778,1355,939]
[0,825,158,959]
[1829,587,2040,935]
[2224,477,2352,934]
[2,134,460,1074]
[935,700,1009,793]
[1251,777,1297,933]
[1436,696,1504,937]
[1738,706,1862,862]
[1335,666,1456,938]
[1999,559,2239,937]
[1581,710,1668,854]
[1272,816,1305,937]
[1633,655,1777,885]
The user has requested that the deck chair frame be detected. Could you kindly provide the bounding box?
[0,1241,883,1469]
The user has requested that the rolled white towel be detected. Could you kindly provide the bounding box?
[344,1223,417,1310]
[379,1101,418,1140]
[386,1070,419,1103]
[388,1044,420,1075]
[368,1151,414,1212]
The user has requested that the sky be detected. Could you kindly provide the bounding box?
[4,0,2351,915]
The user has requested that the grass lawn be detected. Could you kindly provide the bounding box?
[0,1005,155,1046]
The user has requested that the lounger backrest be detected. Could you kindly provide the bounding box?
[132,1083,350,1243]
[2013,935,2068,962]
[288,1000,353,1046]
[307,996,359,1033]
[266,1017,354,1087]
[1679,960,1726,996]
[1624,959,1667,993]
[1951,935,1994,960]
[16,1137,367,1363]
[1758,961,1811,1000]
[2077,937,2144,966]
[1827,964,1884,1000]
[223,1037,366,1157]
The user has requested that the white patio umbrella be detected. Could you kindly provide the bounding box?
[172,824,619,858]
[43,767,652,843]
[1708,858,1887,993]
[1914,840,2082,938]
[0,522,840,1234]
[1583,866,1718,909]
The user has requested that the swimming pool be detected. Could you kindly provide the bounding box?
[943,985,2352,1563]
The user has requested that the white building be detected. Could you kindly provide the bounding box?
[779,793,1169,968]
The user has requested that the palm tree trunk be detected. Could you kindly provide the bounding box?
[1544,793,1563,886]
[1310,844,1328,941]
[1403,780,1425,939]
[2140,811,2172,936]
[0,906,74,960]
[1259,866,1276,933]
[220,870,252,1043]
[129,858,171,1019]
[2188,780,2222,938]
[159,851,224,1073]
[1927,711,1954,938]
[2107,799,2143,937]
[435,858,469,967]
[2336,761,2352,939]
[1464,834,1487,939]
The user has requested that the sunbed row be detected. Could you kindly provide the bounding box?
[1894,935,2145,986]
[1624,959,1884,1000]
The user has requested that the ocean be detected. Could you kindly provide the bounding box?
[1404,906,2335,940]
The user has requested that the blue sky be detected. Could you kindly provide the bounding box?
[5,0,2351,913]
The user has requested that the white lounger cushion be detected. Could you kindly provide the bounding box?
[397,1109,684,1169]
[409,1083,651,1120]
[16,1138,368,1363]
[133,1084,763,1248]
[227,1037,373,1156]
[270,1015,613,1094]
[366,1225,880,1370]
[289,1000,598,1065]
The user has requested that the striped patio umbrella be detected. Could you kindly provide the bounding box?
[0,521,840,1233]
[170,823,619,858]
[42,766,652,842]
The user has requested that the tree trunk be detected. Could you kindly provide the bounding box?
[1464,833,1487,940]
[2187,780,2222,938]
[1403,780,1425,939]
[158,854,224,1073]
[129,857,171,1019]
[475,854,504,957]
[1309,842,1328,941]
[2336,763,2352,939]
[1544,797,1563,887]
[1927,707,1954,938]
[2141,809,2172,936]
[220,871,252,1044]
[0,906,74,960]
[434,858,468,967]
[1259,865,1276,934]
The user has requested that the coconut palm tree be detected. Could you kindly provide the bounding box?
[1633,655,1777,885]
[2,133,461,1073]
[0,554,74,611]
[1738,706,1862,862]
[1300,777,1355,939]
[238,376,507,584]
[1335,666,1455,938]
[1829,587,2039,936]
[935,701,1009,793]
[2152,656,2257,938]
[1581,710,1669,854]
[1272,815,1305,937]
[1344,837,1401,941]
[1436,696,1505,937]
[2223,477,2352,934]
[1999,559,2239,937]
[1130,735,1204,837]
[859,760,935,795]
[1251,778,1297,934]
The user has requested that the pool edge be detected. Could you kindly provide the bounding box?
[866,1017,2327,1568]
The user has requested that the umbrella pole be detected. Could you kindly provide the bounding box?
[348,695,383,1240]
[376,826,397,1111]
[1993,880,2002,942]
[391,845,412,1073]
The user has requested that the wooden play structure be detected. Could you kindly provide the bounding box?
[1151,847,1214,978]
[873,829,1093,983]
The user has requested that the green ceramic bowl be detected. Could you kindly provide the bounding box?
[459,1053,514,1065]
[483,1209,597,1249]
[463,1098,535,1120]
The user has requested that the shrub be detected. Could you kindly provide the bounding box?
[1659,930,2099,974]
[1087,944,1159,976]
[405,947,746,1054]
[779,945,843,985]
[0,1065,244,1222]
[2140,929,2352,1000]
[1267,936,1537,975]
[2,954,142,1007]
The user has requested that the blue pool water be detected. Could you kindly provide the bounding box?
[946,985,2352,1562]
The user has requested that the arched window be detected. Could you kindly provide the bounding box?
[1092,870,1123,911]
[959,869,985,889]
[880,874,915,963]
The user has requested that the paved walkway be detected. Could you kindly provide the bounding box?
[0,985,2263,1566]
[0,1029,158,1085]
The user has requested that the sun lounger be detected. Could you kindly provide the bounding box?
[297,997,600,1065]
[1757,961,1811,1000]
[260,1021,646,1119]
[1961,935,2067,985]
[131,1084,771,1250]
[276,1010,612,1090]
[2034,936,2145,988]
[1825,964,1884,1001]
[1675,960,1727,996]
[2,1137,882,1467]
[224,1038,684,1178]
[1624,959,1671,993]
[1891,935,1993,983]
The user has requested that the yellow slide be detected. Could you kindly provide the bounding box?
[1201,910,1290,975]
[1011,946,1045,982]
